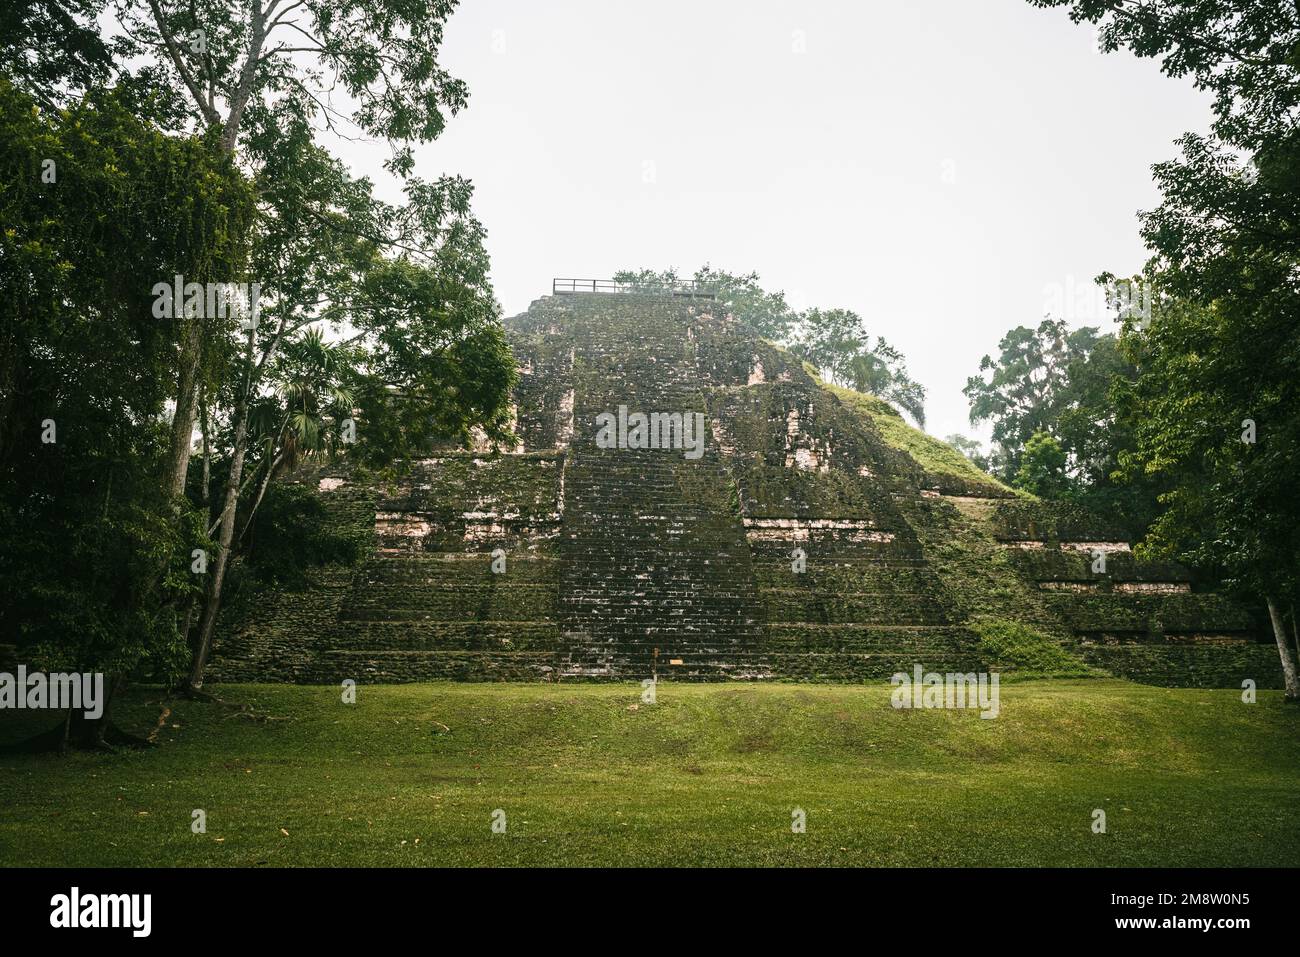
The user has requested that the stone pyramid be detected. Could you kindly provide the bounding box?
[210,291,1282,686]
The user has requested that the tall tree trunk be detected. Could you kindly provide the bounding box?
[67,675,150,749]
[200,384,212,508]
[187,404,250,692]
[1266,595,1300,701]
[239,451,284,547]
[166,317,204,501]
[176,386,212,662]
[1291,604,1299,665]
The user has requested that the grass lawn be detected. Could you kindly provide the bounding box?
[1,679,1297,867]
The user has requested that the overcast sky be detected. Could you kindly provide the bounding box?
[335,0,1215,443]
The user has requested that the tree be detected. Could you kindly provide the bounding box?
[788,307,865,382]
[844,337,927,429]
[100,0,483,514]
[1015,431,1068,497]
[790,309,928,427]
[113,0,469,165]
[0,0,115,108]
[1032,0,1300,697]
[1115,296,1300,699]
[963,312,1160,527]
[962,318,1101,479]
[191,153,509,692]
[0,78,254,747]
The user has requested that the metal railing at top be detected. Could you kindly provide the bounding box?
[552,278,718,300]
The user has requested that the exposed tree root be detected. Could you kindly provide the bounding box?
[174,686,288,722]
[147,705,173,744]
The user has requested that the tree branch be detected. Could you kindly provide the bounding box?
[146,0,221,126]
[219,0,268,154]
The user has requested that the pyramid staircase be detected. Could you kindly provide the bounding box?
[551,299,766,679]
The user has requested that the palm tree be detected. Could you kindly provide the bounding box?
[239,328,358,547]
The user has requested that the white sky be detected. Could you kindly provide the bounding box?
[330,0,1215,443]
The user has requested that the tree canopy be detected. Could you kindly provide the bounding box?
[615,265,929,427]
[0,78,253,694]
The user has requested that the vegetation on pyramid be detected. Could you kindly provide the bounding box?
[815,375,1017,498]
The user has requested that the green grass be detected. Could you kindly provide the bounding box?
[2,680,1297,867]
[815,376,1019,496]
